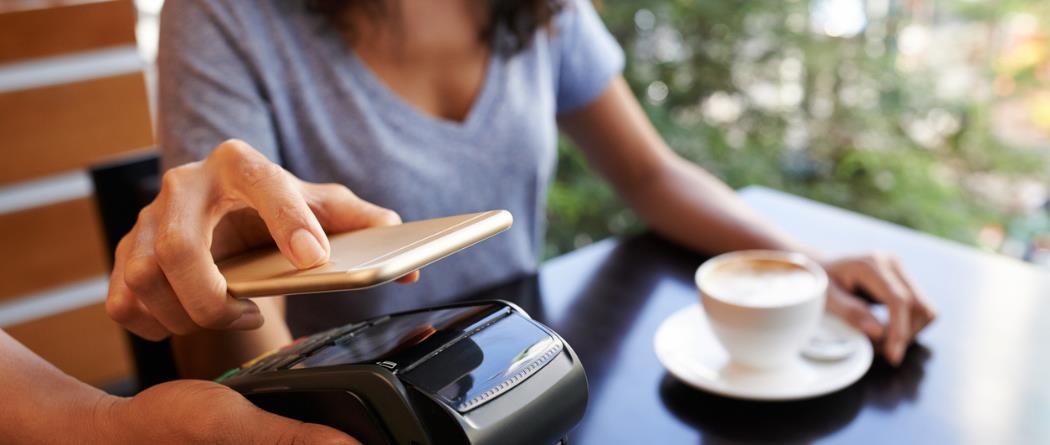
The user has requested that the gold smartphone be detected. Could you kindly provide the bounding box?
[218,210,513,298]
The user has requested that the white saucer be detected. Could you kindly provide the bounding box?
[654,304,873,401]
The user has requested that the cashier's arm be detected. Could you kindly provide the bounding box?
[0,329,357,444]
[557,77,936,365]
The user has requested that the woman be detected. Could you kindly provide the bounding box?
[107,0,934,378]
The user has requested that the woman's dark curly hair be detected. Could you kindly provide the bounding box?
[306,0,565,53]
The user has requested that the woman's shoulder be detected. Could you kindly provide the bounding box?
[549,0,598,34]
[161,0,332,75]
[162,0,313,38]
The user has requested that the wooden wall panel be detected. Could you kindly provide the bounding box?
[0,0,137,64]
[6,302,132,386]
[0,197,108,302]
[0,72,154,185]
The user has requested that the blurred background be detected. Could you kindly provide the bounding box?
[0,0,1046,390]
[550,0,1050,266]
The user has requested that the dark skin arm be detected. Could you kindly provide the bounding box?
[0,329,357,444]
[558,78,937,364]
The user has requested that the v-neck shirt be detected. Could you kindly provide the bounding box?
[157,0,624,335]
[343,49,502,137]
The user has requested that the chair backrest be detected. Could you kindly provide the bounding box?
[0,0,153,390]
[90,151,179,389]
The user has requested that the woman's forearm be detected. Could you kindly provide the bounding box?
[558,79,815,258]
[622,154,815,257]
[561,78,934,362]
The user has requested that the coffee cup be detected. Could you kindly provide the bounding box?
[695,250,827,370]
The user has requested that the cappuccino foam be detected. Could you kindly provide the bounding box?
[703,259,820,307]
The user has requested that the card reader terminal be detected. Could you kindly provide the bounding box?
[219,301,588,445]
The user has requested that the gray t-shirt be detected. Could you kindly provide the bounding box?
[157,0,624,335]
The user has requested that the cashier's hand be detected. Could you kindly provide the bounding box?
[102,380,360,444]
[106,139,420,340]
[820,254,937,366]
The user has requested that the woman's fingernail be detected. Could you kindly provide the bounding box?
[226,301,264,330]
[290,229,327,267]
[226,311,263,330]
[237,299,261,315]
[890,344,905,365]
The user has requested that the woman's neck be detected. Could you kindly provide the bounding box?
[344,0,489,61]
[342,0,494,122]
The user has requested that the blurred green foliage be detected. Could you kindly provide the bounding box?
[545,0,1050,258]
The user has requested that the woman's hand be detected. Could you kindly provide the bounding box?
[821,253,937,365]
[106,139,418,340]
[96,380,359,445]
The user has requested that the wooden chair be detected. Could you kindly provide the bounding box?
[0,0,150,389]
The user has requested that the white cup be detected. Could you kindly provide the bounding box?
[696,250,827,370]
